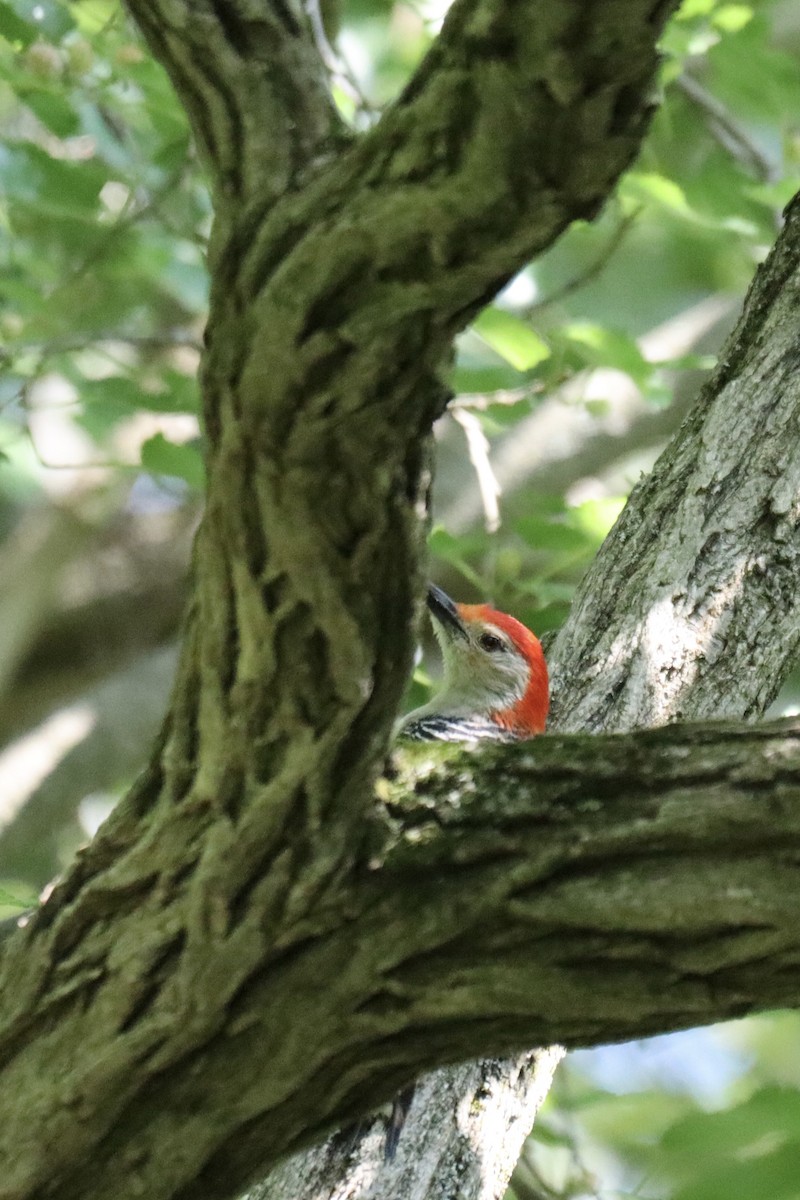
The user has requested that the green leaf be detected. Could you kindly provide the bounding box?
[81,376,146,411]
[140,433,205,489]
[22,87,79,137]
[562,322,651,385]
[571,497,626,540]
[747,179,800,212]
[428,526,489,558]
[0,141,103,216]
[525,600,569,633]
[72,0,117,35]
[579,1088,692,1146]
[81,372,199,417]
[514,516,593,554]
[450,364,527,394]
[427,527,489,590]
[527,1121,578,1149]
[472,308,550,371]
[0,1,36,44]
[520,579,581,604]
[0,885,31,908]
[677,1143,800,1200]
[675,0,716,19]
[623,171,694,217]
[661,1087,800,1162]
[712,4,753,33]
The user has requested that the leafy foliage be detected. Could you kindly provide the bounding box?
[516,1015,800,1200]
[0,0,206,503]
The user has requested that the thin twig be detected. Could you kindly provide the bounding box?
[451,407,501,533]
[676,73,776,183]
[450,383,544,411]
[5,331,203,359]
[526,209,641,316]
[303,0,374,114]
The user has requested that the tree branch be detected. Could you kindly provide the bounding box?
[124,0,350,204]
[549,191,800,733]
[375,721,800,1051]
[216,0,680,390]
[4,719,800,1200]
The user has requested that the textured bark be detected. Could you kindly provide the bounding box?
[125,0,349,207]
[261,1050,565,1200]
[261,200,800,1198]
[2,3,799,1200]
[550,202,800,733]
[5,720,800,1200]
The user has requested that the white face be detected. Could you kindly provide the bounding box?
[432,616,530,715]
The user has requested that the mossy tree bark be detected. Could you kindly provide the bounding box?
[260,191,800,1200]
[2,3,800,1200]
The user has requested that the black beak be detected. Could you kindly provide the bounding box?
[426,583,467,640]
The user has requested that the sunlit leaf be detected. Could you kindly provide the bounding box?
[562,322,651,385]
[571,497,626,540]
[675,0,717,19]
[472,307,550,371]
[623,171,694,217]
[712,4,753,33]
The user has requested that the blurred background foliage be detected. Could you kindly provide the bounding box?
[1,0,799,1196]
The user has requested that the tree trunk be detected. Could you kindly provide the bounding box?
[257,194,800,1198]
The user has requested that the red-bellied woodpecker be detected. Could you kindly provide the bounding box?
[384,583,549,1158]
[399,583,549,743]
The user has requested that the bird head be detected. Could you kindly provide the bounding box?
[401,584,549,742]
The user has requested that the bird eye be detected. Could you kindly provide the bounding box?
[478,632,505,653]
